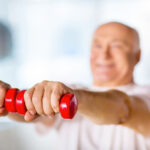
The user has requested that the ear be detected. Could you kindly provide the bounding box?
[135,49,141,65]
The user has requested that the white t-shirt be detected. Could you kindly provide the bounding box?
[54,83,150,150]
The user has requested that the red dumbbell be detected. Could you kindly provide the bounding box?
[5,88,78,119]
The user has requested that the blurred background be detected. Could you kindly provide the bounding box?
[0,0,150,149]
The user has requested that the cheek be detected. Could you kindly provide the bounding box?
[113,52,130,70]
[90,51,98,65]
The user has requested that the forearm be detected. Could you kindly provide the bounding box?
[74,89,130,125]
[75,89,150,136]
[123,96,150,136]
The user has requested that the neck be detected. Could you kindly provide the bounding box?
[93,78,134,87]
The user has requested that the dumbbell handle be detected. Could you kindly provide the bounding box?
[5,88,78,119]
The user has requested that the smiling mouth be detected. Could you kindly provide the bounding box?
[95,64,115,71]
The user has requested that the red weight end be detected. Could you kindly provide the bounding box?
[5,88,19,113]
[16,90,27,115]
[59,94,77,119]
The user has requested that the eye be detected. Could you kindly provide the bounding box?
[111,44,122,49]
[94,43,102,49]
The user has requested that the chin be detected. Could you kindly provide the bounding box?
[94,73,115,83]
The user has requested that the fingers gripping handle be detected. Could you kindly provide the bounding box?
[4,88,77,119]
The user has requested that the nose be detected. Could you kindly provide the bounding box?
[99,46,111,59]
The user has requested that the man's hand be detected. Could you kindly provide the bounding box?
[24,81,74,122]
[0,80,11,116]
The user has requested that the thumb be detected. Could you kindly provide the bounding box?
[24,111,37,122]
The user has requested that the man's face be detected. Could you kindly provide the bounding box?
[90,23,140,86]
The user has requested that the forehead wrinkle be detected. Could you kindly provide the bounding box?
[94,22,140,51]
[93,36,130,46]
[111,39,130,45]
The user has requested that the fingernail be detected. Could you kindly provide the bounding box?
[48,115,54,119]
[29,110,36,116]
[48,115,52,119]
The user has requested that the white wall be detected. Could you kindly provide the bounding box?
[0,0,150,149]
[0,0,150,89]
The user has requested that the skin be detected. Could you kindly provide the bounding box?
[0,22,150,136]
[0,81,10,116]
[90,22,140,86]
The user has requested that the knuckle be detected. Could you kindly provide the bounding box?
[47,81,54,86]
[41,80,48,85]
[24,91,31,99]
[44,85,51,92]
[54,82,64,91]
[33,83,39,88]
[34,83,44,90]
[55,81,62,86]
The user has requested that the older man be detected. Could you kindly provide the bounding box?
[1,22,150,150]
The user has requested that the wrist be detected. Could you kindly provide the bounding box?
[109,90,131,124]
[73,89,82,112]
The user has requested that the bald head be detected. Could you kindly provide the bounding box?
[94,22,140,51]
[90,22,141,86]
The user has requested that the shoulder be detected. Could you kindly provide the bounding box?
[133,84,150,93]
[126,84,150,102]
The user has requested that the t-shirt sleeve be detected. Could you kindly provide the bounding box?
[126,85,150,111]
[53,113,83,131]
